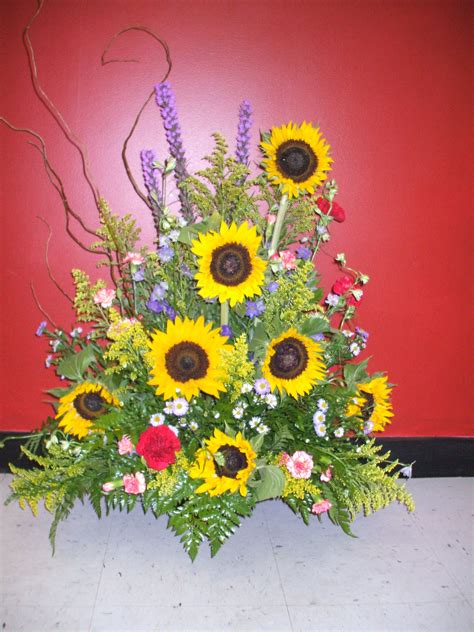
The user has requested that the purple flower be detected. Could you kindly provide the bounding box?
[132,268,145,282]
[245,299,265,318]
[157,245,174,263]
[317,225,328,236]
[296,246,312,260]
[140,149,162,204]
[356,327,370,341]
[266,281,279,293]
[45,354,53,368]
[150,282,168,301]
[180,264,193,279]
[254,378,270,395]
[311,333,325,342]
[36,321,47,336]
[146,298,167,314]
[325,293,340,307]
[220,325,233,338]
[154,82,193,221]
[163,303,177,320]
[235,100,252,166]
[363,421,374,435]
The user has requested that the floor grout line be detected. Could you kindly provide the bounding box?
[87,516,114,632]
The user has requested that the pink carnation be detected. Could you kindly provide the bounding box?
[286,451,314,479]
[117,435,134,455]
[312,499,332,515]
[280,250,297,271]
[102,482,115,493]
[320,467,333,483]
[123,252,145,265]
[123,472,146,494]
[279,452,291,466]
[93,288,116,308]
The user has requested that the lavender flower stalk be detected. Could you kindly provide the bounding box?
[155,82,193,222]
[140,149,163,239]
[235,100,252,166]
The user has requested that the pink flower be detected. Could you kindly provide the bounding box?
[286,451,314,479]
[312,499,332,515]
[332,275,353,295]
[266,213,277,225]
[279,452,291,466]
[102,482,115,493]
[118,435,134,455]
[123,252,145,265]
[280,250,297,271]
[320,467,333,483]
[123,472,146,494]
[93,288,116,308]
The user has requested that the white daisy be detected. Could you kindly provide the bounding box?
[172,398,189,417]
[334,427,345,438]
[150,412,165,426]
[317,398,329,413]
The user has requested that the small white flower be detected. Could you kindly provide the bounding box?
[350,343,361,357]
[257,423,270,435]
[169,229,180,242]
[265,393,278,408]
[325,293,340,307]
[214,412,220,419]
[314,422,327,437]
[399,464,414,478]
[163,401,173,414]
[313,410,326,425]
[189,421,199,431]
[249,416,261,429]
[254,378,270,395]
[70,327,83,338]
[241,382,253,393]
[60,440,70,451]
[334,427,345,438]
[50,339,61,352]
[45,354,53,368]
[232,406,244,420]
[241,401,249,409]
[150,413,165,426]
[342,330,354,338]
[317,398,329,413]
[172,398,189,417]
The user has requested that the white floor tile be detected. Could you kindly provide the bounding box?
[0,603,92,632]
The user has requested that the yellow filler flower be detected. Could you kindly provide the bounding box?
[146,316,230,401]
[261,121,332,198]
[262,328,325,398]
[346,376,394,432]
[189,429,256,497]
[56,382,120,439]
[192,222,267,306]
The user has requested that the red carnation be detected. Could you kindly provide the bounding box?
[316,198,346,223]
[332,275,353,295]
[136,426,181,471]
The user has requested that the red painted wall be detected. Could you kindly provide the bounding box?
[1,0,472,436]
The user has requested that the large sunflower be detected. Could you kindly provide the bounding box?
[189,429,256,496]
[146,316,230,401]
[346,376,394,432]
[261,121,333,198]
[56,382,120,439]
[191,222,267,306]
[262,328,326,398]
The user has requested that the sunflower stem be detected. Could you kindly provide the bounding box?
[220,301,229,327]
[268,194,288,257]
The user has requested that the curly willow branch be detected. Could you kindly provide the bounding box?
[37,215,74,304]
[101,26,172,208]
[30,282,59,329]
[24,0,100,207]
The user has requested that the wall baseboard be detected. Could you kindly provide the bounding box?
[0,432,472,477]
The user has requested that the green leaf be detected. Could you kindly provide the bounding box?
[46,387,71,399]
[56,347,96,380]
[343,359,369,387]
[249,433,265,453]
[252,465,285,501]
[300,316,330,336]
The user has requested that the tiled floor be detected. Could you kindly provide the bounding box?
[0,474,472,632]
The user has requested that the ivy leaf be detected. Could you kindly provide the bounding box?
[251,465,285,501]
[56,347,96,381]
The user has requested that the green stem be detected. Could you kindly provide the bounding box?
[220,301,229,327]
[268,194,289,257]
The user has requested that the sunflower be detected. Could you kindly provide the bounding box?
[56,382,120,439]
[261,121,333,198]
[262,328,325,398]
[346,376,394,432]
[189,429,256,496]
[146,316,230,401]
[191,222,267,306]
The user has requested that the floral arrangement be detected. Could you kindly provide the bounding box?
[3,17,414,558]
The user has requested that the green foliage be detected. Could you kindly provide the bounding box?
[71,269,105,322]
[57,347,96,381]
[91,198,141,263]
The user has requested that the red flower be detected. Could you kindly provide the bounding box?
[316,198,346,223]
[136,426,181,471]
[332,275,353,295]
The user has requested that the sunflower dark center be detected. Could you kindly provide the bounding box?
[73,391,107,420]
[269,336,309,379]
[210,243,252,286]
[276,140,318,182]
[214,445,248,479]
[165,341,209,382]
[360,392,376,422]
